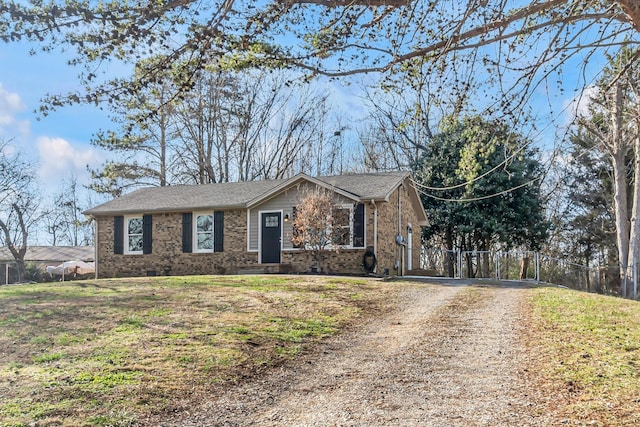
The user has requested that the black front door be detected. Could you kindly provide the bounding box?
[261,212,281,264]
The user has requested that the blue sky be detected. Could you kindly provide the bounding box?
[0,40,108,195]
[0,40,378,198]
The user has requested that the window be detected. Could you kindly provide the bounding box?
[114,215,152,255]
[185,211,224,253]
[289,203,364,250]
[334,207,352,246]
[125,216,143,254]
[194,212,214,252]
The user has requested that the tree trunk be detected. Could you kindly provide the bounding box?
[520,256,529,280]
[627,130,640,299]
[610,84,631,297]
[617,0,640,33]
[444,228,455,278]
[15,259,26,283]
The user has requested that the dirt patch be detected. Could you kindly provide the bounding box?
[146,282,550,426]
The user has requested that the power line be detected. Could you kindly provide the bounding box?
[412,141,529,192]
[414,176,541,202]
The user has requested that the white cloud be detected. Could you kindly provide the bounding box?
[564,85,599,123]
[36,136,102,189]
[0,83,29,137]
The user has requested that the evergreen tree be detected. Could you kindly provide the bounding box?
[414,116,549,276]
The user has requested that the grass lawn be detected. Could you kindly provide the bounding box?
[528,287,640,426]
[1,277,638,426]
[0,275,395,427]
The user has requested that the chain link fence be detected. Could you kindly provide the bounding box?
[420,246,621,294]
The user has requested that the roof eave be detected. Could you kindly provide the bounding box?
[85,203,248,216]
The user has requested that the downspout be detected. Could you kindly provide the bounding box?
[398,187,404,276]
[407,223,413,271]
[371,199,378,270]
[94,217,98,279]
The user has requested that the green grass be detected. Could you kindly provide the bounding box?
[32,352,64,363]
[530,287,640,426]
[0,275,391,426]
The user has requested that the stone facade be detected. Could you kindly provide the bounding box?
[93,178,424,278]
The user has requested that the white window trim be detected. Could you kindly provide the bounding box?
[246,209,254,252]
[192,211,215,253]
[124,215,143,255]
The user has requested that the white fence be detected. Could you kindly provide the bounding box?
[420,248,620,294]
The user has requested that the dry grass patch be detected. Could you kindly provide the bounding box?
[527,287,640,426]
[0,275,395,427]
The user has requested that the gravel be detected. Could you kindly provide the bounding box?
[148,281,551,426]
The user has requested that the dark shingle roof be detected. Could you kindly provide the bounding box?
[317,171,409,200]
[84,171,411,215]
[84,180,283,215]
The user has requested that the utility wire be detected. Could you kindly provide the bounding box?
[414,176,541,202]
[412,141,528,192]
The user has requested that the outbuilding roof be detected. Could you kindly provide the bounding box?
[0,246,94,262]
[84,171,418,217]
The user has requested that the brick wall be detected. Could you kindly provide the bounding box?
[95,211,370,277]
[93,184,423,278]
[95,211,260,277]
[373,183,422,276]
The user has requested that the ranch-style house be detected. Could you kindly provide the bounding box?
[84,171,428,278]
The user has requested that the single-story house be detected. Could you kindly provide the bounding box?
[83,171,428,278]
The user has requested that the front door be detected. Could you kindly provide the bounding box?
[261,212,282,264]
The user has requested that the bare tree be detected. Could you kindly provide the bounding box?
[252,79,331,180]
[0,141,40,282]
[291,187,349,272]
[43,176,93,246]
[3,1,638,121]
[360,76,444,170]
[576,48,640,297]
[172,69,332,183]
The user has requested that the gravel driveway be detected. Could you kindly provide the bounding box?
[153,281,551,426]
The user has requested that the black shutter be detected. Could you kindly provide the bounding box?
[182,213,192,253]
[214,211,224,252]
[142,214,153,254]
[114,216,124,254]
[353,203,365,248]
